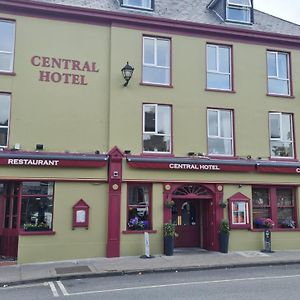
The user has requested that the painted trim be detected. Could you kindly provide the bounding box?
[122,230,157,234]
[19,230,56,236]
[0,0,299,49]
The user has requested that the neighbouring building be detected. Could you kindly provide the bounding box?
[0,0,300,263]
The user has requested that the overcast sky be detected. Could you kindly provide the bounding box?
[254,0,300,25]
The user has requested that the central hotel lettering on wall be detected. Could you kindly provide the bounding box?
[31,56,99,85]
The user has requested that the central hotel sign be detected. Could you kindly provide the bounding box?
[31,55,99,85]
[169,163,221,171]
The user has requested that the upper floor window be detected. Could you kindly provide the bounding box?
[143,36,170,85]
[121,0,153,10]
[0,20,15,72]
[0,93,10,147]
[267,51,291,96]
[269,112,294,158]
[226,0,252,24]
[207,109,234,156]
[206,44,232,91]
[143,104,171,153]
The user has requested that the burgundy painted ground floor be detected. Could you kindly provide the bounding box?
[0,147,300,262]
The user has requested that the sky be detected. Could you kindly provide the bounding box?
[254,0,300,25]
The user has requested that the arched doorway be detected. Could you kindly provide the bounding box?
[171,184,214,249]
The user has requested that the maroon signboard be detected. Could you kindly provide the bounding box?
[127,157,256,173]
[0,152,108,168]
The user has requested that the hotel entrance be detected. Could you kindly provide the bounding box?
[170,184,216,250]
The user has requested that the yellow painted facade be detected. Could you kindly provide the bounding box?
[0,0,300,263]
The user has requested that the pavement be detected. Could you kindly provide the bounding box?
[1,248,300,286]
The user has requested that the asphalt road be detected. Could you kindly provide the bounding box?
[1,264,300,299]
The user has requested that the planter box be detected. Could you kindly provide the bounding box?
[25,227,50,232]
[164,236,174,256]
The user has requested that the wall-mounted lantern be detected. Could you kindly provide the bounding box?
[121,62,134,86]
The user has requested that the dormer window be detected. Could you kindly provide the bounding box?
[121,0,153,11]
[226,0,252,24]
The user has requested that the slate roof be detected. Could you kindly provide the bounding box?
[31,0,300,36]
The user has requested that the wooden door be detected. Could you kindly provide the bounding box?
[0,183,19,258]
[172,199,200,247]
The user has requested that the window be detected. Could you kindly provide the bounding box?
[21,182,54,231]
[127,184,152,231]
[206,44,232,90]
[207,109,233,156]
[121,0,153,10]
[0,93,10,147]
[143,36,170,85]
[0,20,15,72]
[267,51,291,96]
[143,104,171,153]
[252,187,296,229]
[226,0,252,23]
[228,193,250,229]
[269,112,294,158]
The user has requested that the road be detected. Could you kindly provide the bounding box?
[1,264,300,299]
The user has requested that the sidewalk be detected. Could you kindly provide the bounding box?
[1,249,300,286]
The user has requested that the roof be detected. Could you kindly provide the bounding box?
[30,0,300,37]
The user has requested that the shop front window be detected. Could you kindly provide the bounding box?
[127,184,152,231]
[21,182,54,231]
[252,186,296,229]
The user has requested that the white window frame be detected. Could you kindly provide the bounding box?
[0,93,10,148]
[226,0,252,24]
[0,19,15,73]
[267,51,291,96]
[231,201,249,225]
[207,109,234,156]
[142,36,170,85]
[206,44,232,91]
[143,104,171,154]
[122,0,153,10]
[269,112,294,159]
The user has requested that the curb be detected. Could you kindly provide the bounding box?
[1,259,300,287]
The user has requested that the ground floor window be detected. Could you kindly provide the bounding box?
[127,184,152,231]
[21,182,54,231]
[252,186,296,229]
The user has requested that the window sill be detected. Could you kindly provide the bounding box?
[140,152,174,157]
[250,228,300,232]
[0,71,16,76]
[205,88,235,94]
[266,93,295,99]
[140,82,173,88]
[230,225,251,230]
[269,157,297,162]
[19,230,56,236]
[122,230,157,234]
[121,5,154,11]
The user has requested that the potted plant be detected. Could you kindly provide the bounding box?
[163,222,176,256]
[219,219,230,253]
[164,199,175,209]
[24,222,50,231]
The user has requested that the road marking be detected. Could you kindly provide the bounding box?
[63,274,300,296]
[57,281,69,296]
[48,281,59,297]
[0,282,46,291]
